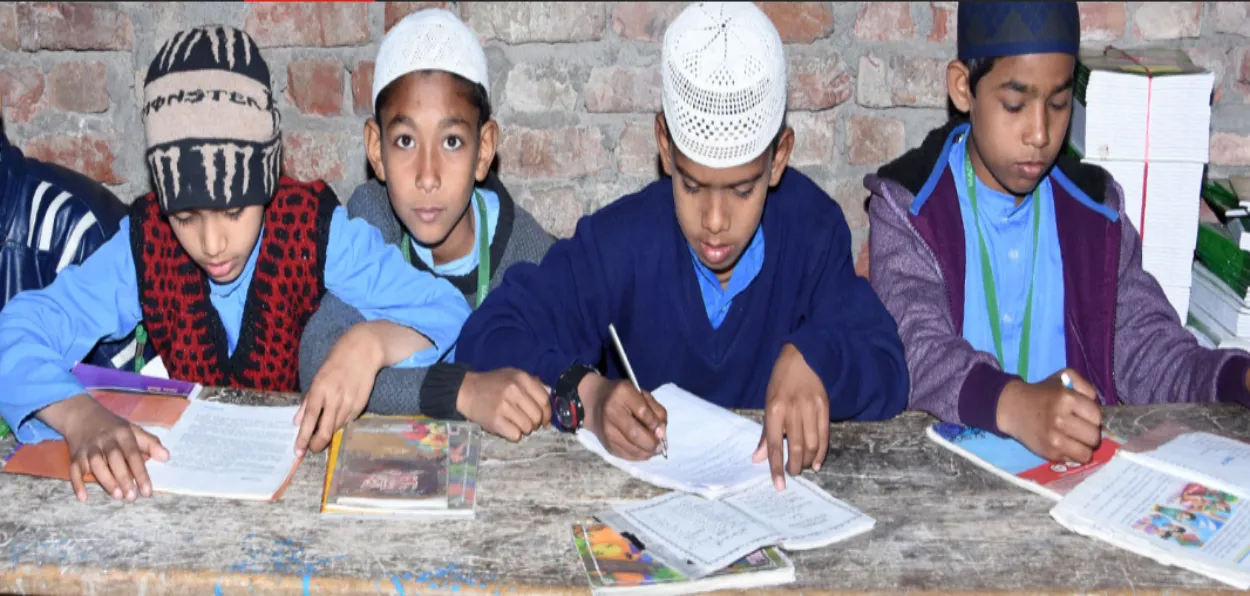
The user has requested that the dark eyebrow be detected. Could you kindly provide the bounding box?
[999,80,1032,94]
[386,113,413,129]
[439,116,472,129]
[1051,76,1076,94]
[674,162,767,189]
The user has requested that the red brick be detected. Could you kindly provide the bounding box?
[22,135,121,185]
[854,238,870,280]
[584,66,661,113]
[610,2,680,42]
[287,59,344,117]
[1211,132,1250,166]
[929,2,956,42]
[617,118,657,178]
[788,53,853,111]
[514,184,583,238]
[847,116,904,166]
[48,61,108,114]
[498,125,610,179]
[1132,2,1201,41]
[787,111,838,168]
[1214,2,1250,37]
[756,2,833,44]
[385,2,451,32]
[0,67,46,123]
[463,2,606,44]
[854,3,914,41]
[857,55,947,109]
[17,2,132,51]
[0,4,16,51]
[351,61,375,116]
[244,4,368,48]
[283,131,349,182]
[506,62,580,114]
[1078,2,1126,43]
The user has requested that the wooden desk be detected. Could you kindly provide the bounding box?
[1,388,1246,595]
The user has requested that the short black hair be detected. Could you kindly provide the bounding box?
[373,70,492,130]
[964,57,998,97]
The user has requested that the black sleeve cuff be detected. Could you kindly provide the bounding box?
[419,362,472,420]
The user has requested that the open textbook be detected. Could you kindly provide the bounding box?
[926,422,1123,500]
[3,367,302,502]
[578,384,782,499]
[594,476,874,580]
[321,417,482,519]
[572,520,795,595]
[1050,430,1250,589]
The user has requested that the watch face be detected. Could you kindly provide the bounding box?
[552,394,581,432]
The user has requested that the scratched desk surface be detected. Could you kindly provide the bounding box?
[0,387,1247,595]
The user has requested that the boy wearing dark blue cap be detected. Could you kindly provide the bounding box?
[866,1,1250,463]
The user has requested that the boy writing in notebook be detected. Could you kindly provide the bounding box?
[299,9,556,446]
[866,1,1250,464]
[0,26,471,503]
[455,2,908,490]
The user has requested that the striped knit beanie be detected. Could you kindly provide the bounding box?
[142,26,281,214]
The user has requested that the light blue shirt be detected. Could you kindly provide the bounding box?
[0,205,471,443]
[689,225,766,329]
[410,187,500,276]
[952,134,1067,382]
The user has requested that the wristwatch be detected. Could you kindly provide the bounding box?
[552,364,595,433]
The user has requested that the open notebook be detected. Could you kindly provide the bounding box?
[578,384,780,499]
[594,476,873,580]
[1051,429,1250,589]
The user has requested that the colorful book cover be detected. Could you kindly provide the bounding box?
[572,521,793,595]
[70,363,202,399]
[325,418,451,509]
[1132,483,1239,550]
[928,423,1122,499]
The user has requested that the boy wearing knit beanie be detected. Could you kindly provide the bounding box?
[454,2,908,491]
[0,26,471,503]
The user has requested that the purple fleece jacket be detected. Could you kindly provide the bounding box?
[865,120,1250,434]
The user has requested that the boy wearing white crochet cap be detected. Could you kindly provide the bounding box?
[299,9,556,443]
[456,2,907,490]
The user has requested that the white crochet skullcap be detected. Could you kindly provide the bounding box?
[662,2,787,168]
[371,8,489,111]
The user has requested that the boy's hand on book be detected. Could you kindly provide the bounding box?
[582,375,668,461]
[297,323,394,455]
[43,393,169,503]
[458,368,552,441]
[997,369,1101,463]
[755,343,829,491]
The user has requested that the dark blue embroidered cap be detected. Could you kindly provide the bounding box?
[958,1,1080,61]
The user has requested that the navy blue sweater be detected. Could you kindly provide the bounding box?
[455,168,908,420]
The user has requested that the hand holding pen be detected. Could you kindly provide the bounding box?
[596,324,668,459]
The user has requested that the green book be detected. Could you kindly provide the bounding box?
[0,419,9,439]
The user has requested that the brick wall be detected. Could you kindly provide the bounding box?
[3,2,1250,269]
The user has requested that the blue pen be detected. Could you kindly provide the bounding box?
[1061,372,1074,389]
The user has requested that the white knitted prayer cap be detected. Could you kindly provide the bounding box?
[371,8,489,111]
[661,2,787,169]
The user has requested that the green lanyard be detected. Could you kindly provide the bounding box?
[963,146,1043,381]
[402,189,492,308]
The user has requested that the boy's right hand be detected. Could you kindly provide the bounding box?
[39,393,169,503]
[457,368,552,441]
[996,369,1102,463]
[581,374,667,461]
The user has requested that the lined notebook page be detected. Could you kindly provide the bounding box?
[578,384,776,499]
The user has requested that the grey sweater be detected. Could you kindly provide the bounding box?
[297,173,555,418]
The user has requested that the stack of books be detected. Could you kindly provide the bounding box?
[320,417,482,519]
[1187,178,1250,352]
[1068,47,1216,320]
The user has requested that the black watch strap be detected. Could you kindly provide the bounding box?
[552,364,595,432]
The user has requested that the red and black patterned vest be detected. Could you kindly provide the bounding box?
[130,176,337,391]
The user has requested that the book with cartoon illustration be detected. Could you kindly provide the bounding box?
[1051,428,1250,589]
[572,520,794,595]
[321,417,482,518]
[926,422,1124,500]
